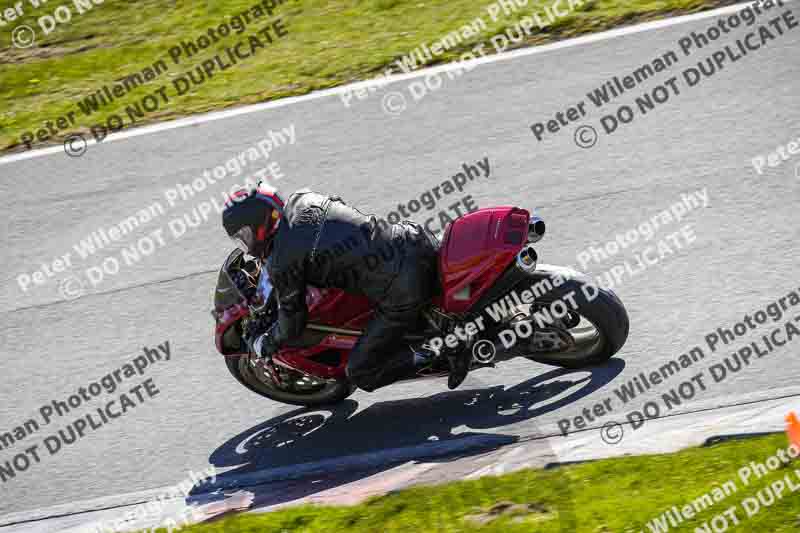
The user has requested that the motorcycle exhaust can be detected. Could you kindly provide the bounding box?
[527,216,546,243]
[516,244,538,273]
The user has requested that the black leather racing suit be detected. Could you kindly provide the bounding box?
[260,189,440,392]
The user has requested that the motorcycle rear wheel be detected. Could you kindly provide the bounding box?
[510,265,630,368]
[225,355,356,406]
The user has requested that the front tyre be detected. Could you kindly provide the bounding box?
[225,355,355,407]
[511,265,630,368]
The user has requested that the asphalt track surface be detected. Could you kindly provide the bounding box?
[1,2,799,526]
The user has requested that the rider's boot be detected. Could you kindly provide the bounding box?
[447,348,471,390]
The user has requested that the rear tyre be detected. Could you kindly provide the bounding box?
[225,355,356,407]
[511,265,629,368]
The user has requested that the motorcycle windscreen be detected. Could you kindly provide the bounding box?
[213,248,249,311]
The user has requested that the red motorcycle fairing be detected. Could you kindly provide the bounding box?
[215,285,371,379]
[271,286,368,379]
[215,302,250,356]
[214,286,369,355]
[437,206,529,314]
[301,286,373,330]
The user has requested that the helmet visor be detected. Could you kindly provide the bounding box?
[230,226,255,255]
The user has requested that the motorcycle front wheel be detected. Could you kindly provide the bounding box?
[225,354,356,406]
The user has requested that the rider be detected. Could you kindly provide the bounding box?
[221,185,472,391]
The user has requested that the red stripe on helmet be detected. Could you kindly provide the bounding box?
[224,189,250,209]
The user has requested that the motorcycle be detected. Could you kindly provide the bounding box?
[212,206,630,407]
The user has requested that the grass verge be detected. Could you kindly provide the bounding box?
[146,432,800,532]
[1,0,734,153]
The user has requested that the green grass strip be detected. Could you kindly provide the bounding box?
[141,432,800,532]
[1,0,733,152]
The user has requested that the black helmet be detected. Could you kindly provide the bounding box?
[222,186,284,258]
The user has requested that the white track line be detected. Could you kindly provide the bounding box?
[0,1,775,166]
